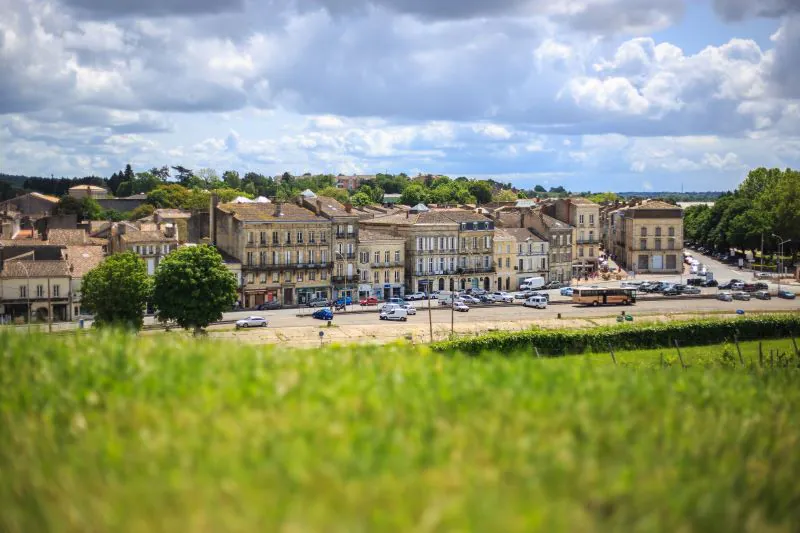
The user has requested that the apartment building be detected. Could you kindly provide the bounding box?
[361,207,496,293]
[298,194,359,301]
[524,211,574,282]
[108,222,179,275]
[0,258,71,323]
[503,228,549,289]
[609,200,683,274]
[357,229,405,301]
[213,201,333,307]
[544,198,601,276]
[493,229,515,291]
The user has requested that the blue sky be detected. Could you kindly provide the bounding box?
[1,0,799,192]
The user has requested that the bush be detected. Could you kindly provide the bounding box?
[431,314,800,356]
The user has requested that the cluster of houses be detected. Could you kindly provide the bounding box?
[0,183,684,322]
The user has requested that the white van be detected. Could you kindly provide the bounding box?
[520,277,545,290]
[523,295,548,309]
[379,308,408,321]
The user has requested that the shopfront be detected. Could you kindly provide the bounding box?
[245,289,279,308]
[297,287,330,305]
[372,283,402,301]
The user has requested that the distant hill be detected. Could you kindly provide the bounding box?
[0,173,33,189]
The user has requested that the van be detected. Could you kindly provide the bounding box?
[379,307,408,321]
[523,295,548,309]
[519,277,545,290]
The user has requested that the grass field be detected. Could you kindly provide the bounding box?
[2,331,800,532]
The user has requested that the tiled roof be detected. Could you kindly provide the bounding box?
[64,246,105,277]
[629,200,682,210]
[569,197,598,205]
[311,196,357,218]
[155,208,191,219]
[364,208,493,227]
[47,229,89,245]
[120,230,173,243]
[0,238,54,247]
[358,229,404,243]
[493,228,516,240]
[30,192,60,203]
[69,185,108,192]
[217,202,327,223]
[539,213,573,230]
[1,259,71,278]
[503,228,545,242]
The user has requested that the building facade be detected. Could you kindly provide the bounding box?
[357,229,405,301]
[546,198,601,276]
[0,259,71,323]
[109,223,179,275]
[613,201,684,274]
[493,229,515,291]
[503,228,549,289]
[213,201,333,307]
[68,185,111,200]
[525,211,574,282]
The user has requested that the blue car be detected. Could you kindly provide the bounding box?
[334,296,353,306]
[778,289,796,300]
[560,287,574,297]
[312,308,334,320]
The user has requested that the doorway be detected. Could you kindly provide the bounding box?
[283,288,294,305]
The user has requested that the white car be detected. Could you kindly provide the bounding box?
[400,303,417,315]
[379,308,408,321]
[461,295,480,304]
[453,302,469,312]
[405,292,426,301]
[236,316,268,328]
[523,296,548,309]
[491,292,514,303]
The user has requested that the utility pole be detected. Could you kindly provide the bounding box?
[772,234,791,293]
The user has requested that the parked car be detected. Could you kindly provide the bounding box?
[742,283,759,292]
[560,287,574,297]
[732,291,751,301]
[453,302,469,312]
[467,289,487,297]
[778,289,796,300]
[479,294,496,304]
[529,291,550,302]
[387,297,404,306]
[491,292,514,303]
[236,316,268,328]
[312,308,334,320]
[399,302,417,315]
[686,278,704,286]
[523,295,548,309]
[681,286,701,295]
[542,281,562,290]
[256,300,282,310]
[461,295,480,304]
[334,296,353,306]
[404,292,426,301]
[359,297,378,306]
[718,279,743,290]
[717,292,733,302]
[754,282,769,291]
[379,308,408,321]
[513,292,528,300]
[306,298,330,308]
[429,291,440,299]
[701,279,719,288]
[754,290,771,300]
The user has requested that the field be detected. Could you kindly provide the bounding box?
[2,331,800,532]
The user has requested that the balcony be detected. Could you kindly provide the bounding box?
[576,239,600,245]
[372,262,404,268]
[331,275,358,284]
[244,262,333,271]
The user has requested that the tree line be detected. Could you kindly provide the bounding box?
[683,168,799,267]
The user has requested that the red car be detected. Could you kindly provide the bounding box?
[359,297,378,306]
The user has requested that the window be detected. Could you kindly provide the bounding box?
[260,251,267,265]
[579,214,584,224]
[260,273,267,283]
[260,231,267,244]
[272,272,279,283]
[541,244,545,254]
[428,258,434,272]
[655,227,662,237]
[321,271,328,280]
[347,225,353,235]
[297,272,304,282]
[19,286,27,298]
[361,270,368,282]
[417,238,423,251]
[541,258,546,270]
[309,271,316,281]
[272,251,278,265]
[484,256,489,268]
[285,232,291,244]
[666,255,677,270]
[374,252,380,264]
[395,251,400,262]
[347,243,354,255]
[528,243,533,254]
[589,231,594,242]
[460,237,466,250]
[655,239,662,251]
[589,214,594,225]
[589,248,594,257]
[668,227,675,237]
[322,250,328,263]
[394,271,400,282]
[506,257,510,268]
[284,271,292,282]
[247,231,254,244]
[640,239,647,250]
[567,234,571,245]
[417,258,423,273]
[439,258,445,271]
[439,237,444,250]
[472,236,478,249]
[297,231,303,243]
[321,232,327,244]
[374,271,380,283]
[384,270,389,283]
[579,247,584,257]
[385,251,390,263]
[247,252,254,266]
[285,251,292,264]
[272,231,279,245]
[580,231,585,242]
[518,244,523,254]
[338,243,343,255]
[337,264,343,276]
[247,273,255,284]
[310,250,316,264]
[638,255,648,270]
[640,227,647,237]
[484,236,490,249]
[506,244,511,254]
[668,240,675,250]
[309,231,315,243]
[298,251,304,264]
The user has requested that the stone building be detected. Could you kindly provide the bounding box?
[609,200,683,274]
[212,201,333,307]
[493,229,516,291]
[356,229,405,301]
[524,210,574,283]
[108,223,179,275]
[544,198,601,276]
[0,258,71,323]
[68,185,111,200]
[502,228,549,288]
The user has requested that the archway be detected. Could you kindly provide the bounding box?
[449,278,455,291]
[438,278,445,291]
[506,277,511,291]
[483,277,490,290]
[460,279,466,291]
[497,277,502,290]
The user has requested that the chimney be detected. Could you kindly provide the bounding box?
[210,193,219,246]
[316,199,322,215]
[163,223,176,239]
[275,203,282,217]
[117,223,126,236]
[344,203,352,214]
[406,210,409,219]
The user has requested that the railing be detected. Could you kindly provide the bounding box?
[331,276,357,284]
[576,239,600,244]
[244,262,333,271]
[371,262,404,268]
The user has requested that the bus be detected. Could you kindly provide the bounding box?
[572,287,637,306]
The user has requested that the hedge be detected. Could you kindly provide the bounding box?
[431,314,800,356]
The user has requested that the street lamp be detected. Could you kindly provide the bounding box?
[771,234,791,292]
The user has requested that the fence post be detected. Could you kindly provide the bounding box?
[608,343,617,365]
[733,334,744,366]
[673,339,686,369]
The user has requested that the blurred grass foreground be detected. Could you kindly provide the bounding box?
[1,330,800,532]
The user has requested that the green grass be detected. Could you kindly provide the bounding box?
[1,331,800,532]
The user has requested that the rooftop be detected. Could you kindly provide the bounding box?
[47,229,90,246]
[120,230,174,243]
[29,192,60,203]
[311,196,356,218]
[628,200,682,210]
[154,208,192,219]
[569,197,598,206]
[64,246,105,277]
[365,208,493,227]
[538,212,573,230]
[1,259,71,278]
[503,228,545,242]
[217,202,327,223]
[358,229,404,243]
[69,185,109,192]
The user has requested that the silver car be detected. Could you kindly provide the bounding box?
[732,291,751,301]
[717,292,733,302]
[235,316,268,328]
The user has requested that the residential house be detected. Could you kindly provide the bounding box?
[297,193,360,301]
[493,229,516,291]
[0,257,71,323]
[63,245,105,318]
[610,200,683,274]
[357,229,405,301]
[544,198,601,276]
[524,210,574,282]
[503,228,549,289]
[212,201,333,307]
[335,175,374,191]
[108,223,179,275]
[0,192,59,218]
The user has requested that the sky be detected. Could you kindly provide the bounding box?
[1,0,799,192]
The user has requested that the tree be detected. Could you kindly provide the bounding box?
[549,186,566,193]
[81,252,151,330]
[350,192,373,207]
[222,170,241,190]
[147,184,190,208]
[533,185,546,192]
[588,192,619,204]
[128,203,156,220]
[399,183,429,206]
[467,181,493,204]
[317,186,350,204]
[493,189,518,202]
[123,164,135,183]
[52,196,84,217]
[152,245,238,334]
[82,198,103,220]
[116,181,133,197]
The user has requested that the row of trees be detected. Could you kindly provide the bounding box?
[684,168,799,266]
[83,246,237,333]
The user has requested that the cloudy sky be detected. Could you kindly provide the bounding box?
[1,0,799,191]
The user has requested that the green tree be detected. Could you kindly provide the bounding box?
[52,196,84,217]
[222,170,241,190]
[493,189,518,202]
[533,185,546,192]
[588,192,619,204]
[128,203,156,220]
[81,252,151,330]
[317,186,350,204]
[400,183,429,206]
[152,245,238,334]
[467,181,493,204]
[82,198,103,220]
[116,181,133,197]
[350,192,373,207]
[147,184,190,208]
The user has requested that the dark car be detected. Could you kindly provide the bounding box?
[307,298,330,308]
[718,279,743,290]
[686,278,704,286]
[754,290,771,300]
[701,279,719,287]
[312,308,334,320]
[478,294,496,304]
[256,300,282,310]
[754,282,769,291]
[742,283,759,293]
[642,282,665,293]
[778,289,796,300]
